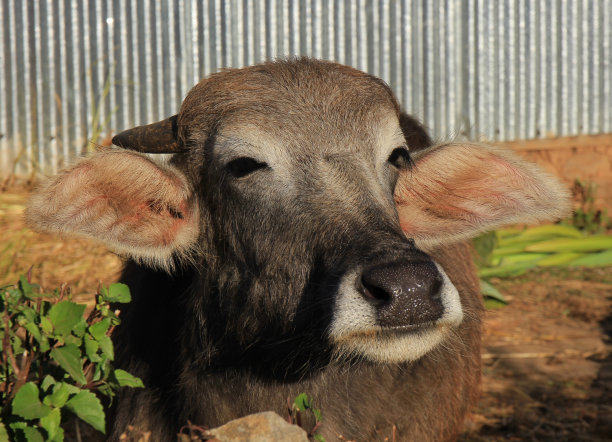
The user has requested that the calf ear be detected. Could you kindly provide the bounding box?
[394,143,571,247]
[26,150,199,269]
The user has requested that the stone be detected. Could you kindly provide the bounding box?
[206,412,309,442]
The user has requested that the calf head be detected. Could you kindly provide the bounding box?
[27,59,570,369]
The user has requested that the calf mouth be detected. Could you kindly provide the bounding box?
[333,321,451,343]
[328,263,463,363]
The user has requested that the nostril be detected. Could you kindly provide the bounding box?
[360,275,391,304]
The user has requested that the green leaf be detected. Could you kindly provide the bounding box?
[48,301,86,335]
[478,261,537,278]
[39,408,62,441]
[93,360,103,382]
[480,280,507,304]
[569,248,612,267]
[65,390,105,433]
[0,422,9,442]
[23,321,42,344]
[113,369,144,388]
[62,383,81,396]
[50,345,87,385]
[20,306,37,322]
[43,382,72,408]
[293,393,311,411]
[18,276,33,299]
[40,375,56,392]
[6,288,23,307]
[89,318,110,340]
[84,335,101,362]
[72,319,88,337]
[12,382,52,419]
[8,420,28,431]
[314,434,326,442]
[64,334,83,347]
[23,426,45,442]
[96,383,114,400]
[100,359,113,382]
[40,317,53,335]
[8,422,31,442]
[484,298,507,310]
[97,304,110,317]
[97,335,114,360]
[51,427,65,442]
[102,283,131,303]
[11,335,24,355]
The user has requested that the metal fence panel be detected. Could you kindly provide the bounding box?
[1,0,611,175]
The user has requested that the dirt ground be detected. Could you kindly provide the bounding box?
[2,190,612,441]
[460,267,612,441]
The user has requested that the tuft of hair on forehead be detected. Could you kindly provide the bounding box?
[176,58,401,144]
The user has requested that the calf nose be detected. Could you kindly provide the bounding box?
[359,260,444,328]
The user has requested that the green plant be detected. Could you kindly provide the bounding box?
[474,224,612,280]
[564,178,612,234]
[0,273,142,441]
[290,393,324,441]
[472,220,612,308]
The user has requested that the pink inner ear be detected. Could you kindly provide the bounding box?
[27,150,199,265]
[112,198,190,247]
[394,143,570,244]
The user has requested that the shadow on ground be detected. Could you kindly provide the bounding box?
[461,267,612,441]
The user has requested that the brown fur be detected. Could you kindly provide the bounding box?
[26,58,570,441]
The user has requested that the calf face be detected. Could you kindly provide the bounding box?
[26,58,570,437]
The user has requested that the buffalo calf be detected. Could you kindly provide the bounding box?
[27,59,570,441]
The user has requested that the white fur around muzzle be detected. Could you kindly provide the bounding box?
[329,263,463,363]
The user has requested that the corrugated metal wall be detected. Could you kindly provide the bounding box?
[1,0,611,175]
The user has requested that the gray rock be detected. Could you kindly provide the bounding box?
[206,411,309,442]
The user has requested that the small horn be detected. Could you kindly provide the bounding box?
[112,115,184,153]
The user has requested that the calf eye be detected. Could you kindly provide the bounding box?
[387,147,413,170]
[226,157,268,178]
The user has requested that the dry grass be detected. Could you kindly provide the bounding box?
[0,189,122,307]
